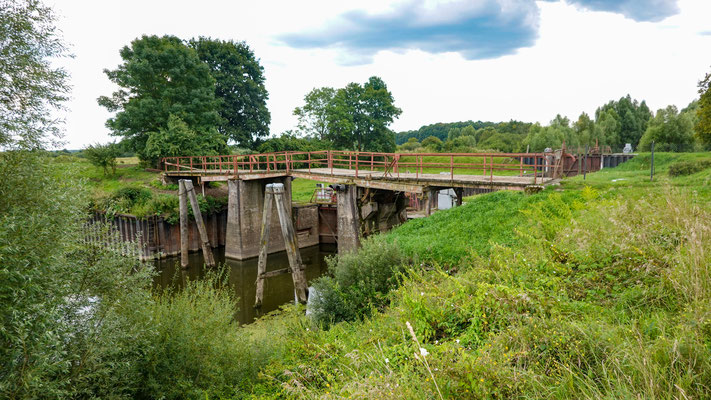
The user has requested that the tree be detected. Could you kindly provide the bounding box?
[325,77,401,152]
[98,35,221,163]
[0,0,69,149]
[293,87,336,139]
[144,114,227,162]
[190,37,270,148]
[1,3,155,396]
[638,105,695,152]
[421,135,443,151]
[595,95,651,150]
[696,67,711,146]
[399,137,421,152]
[83,142,120,175]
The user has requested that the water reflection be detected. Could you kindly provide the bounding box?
[154,244,335,324]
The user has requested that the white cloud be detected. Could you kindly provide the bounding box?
[48,0,711,149]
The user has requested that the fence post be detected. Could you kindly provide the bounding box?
[650,141,655,182]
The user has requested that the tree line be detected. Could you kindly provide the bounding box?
[397,94,708,154]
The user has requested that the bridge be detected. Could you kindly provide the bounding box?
[162,150,556,191]
[161,150,564,259]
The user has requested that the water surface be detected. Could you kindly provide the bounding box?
[154,244,335,324]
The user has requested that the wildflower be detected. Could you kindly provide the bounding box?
[385,358,389,364]
[456,339,460,344]
[420,347,429,356]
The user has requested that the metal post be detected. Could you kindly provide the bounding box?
[583,145,589,180]
[650,141,655,181]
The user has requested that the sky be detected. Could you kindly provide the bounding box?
[49,0,711,149]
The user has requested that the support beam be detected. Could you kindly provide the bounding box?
[424,189,432,216]
[178,180,189,268]
[182,180,215,267]
[272,184,308,303]
[254,183,308,308]
[254,186,274,308]
[336,184,360,255]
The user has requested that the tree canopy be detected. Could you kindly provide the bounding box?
[98,35,221,163]
[293,77,401,152]
[0,0,69,149]
[191,37,270,148]
[99,35,269,163]
[638,105,695,152]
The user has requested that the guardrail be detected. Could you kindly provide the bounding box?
[162,150,553,183]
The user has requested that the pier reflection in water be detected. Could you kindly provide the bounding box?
[153,244,335,325]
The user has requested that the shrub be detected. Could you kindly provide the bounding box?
[136,270,259,399]
[83,142,120,175]
[668,160,711,176]
[310,237,405,326]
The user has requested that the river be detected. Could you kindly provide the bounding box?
[153,244,335,324]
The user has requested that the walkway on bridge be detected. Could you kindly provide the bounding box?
[162,150,556,192]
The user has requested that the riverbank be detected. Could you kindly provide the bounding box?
[228,152,711,399]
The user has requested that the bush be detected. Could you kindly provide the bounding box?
[135,270,259,399]
[83,142,120,175]
[310,237,405,326]
[668,160,711,176]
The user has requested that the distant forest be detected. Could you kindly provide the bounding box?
[394,95,704,153]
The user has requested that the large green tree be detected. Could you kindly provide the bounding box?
[0,0,69,149]
[638,105,695,152]
[190,37,270,148]
[326,77,401,152]
[293,87,336,140]
[696,67,711,146]
[98,35,221,163]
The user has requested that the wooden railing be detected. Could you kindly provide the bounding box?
[162,150,553,183]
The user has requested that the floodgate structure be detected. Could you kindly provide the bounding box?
[159,147,633,258]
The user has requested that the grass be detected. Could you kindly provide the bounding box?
[227,152,711,399]
[291,177,329,204]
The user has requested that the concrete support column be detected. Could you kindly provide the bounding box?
[225,177,293,260]
[225,180,242,259]
[336,184,360,255]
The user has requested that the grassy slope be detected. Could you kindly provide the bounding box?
[239,152,711,399]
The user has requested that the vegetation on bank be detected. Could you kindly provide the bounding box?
[234,152,711,399]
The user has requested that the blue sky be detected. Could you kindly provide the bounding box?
[51,0,711,148]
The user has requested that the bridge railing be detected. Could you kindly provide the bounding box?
[162,151,553,183]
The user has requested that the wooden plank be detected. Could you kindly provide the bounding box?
[273,183,308,303]
[254,187,274,308]
[178,180,189,268]
[182,180,216,267]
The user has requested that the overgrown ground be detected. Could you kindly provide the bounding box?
[221,152,711,399]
